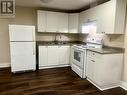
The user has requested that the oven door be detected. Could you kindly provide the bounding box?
[72,47,84,68]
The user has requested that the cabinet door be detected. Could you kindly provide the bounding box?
[69,13,79,33]
[59,46,70,65]
[39,46,48,67]
[48,46,59,66]
[37,10,47,32]
[96,1,115,34]
[86,56,94,81]
[79,10,93,33]
[58,13,68,33]
[46,12,59,32]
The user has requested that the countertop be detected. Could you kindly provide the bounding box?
[87,46,124,54]
[36,41,124,54]
[36,41,86,46]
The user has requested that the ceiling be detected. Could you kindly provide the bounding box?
[15,0,107,11]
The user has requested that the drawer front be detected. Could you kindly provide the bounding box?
[87,50,101,59]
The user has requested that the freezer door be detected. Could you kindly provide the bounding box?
[10,42,36,72]
[9,25,35,41]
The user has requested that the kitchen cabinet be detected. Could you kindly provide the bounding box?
[39,46,48,67]
[37,10,47,32]
[79,0,126,34]
[37,10,68,33]
[96,0,126,34]
[58,13,68,33]
[79,8,97,34]
[69,13,79,33]
[46,11,59,32]
[86,50,123,90]
[48,46,59,66]
[59,46,70,65]
[79,8,96,26]
[39,45,70,69]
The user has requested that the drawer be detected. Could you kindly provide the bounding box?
[71,63,83,78]
[87,50,101,59]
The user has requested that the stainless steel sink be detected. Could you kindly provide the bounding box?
[47,42,67,45]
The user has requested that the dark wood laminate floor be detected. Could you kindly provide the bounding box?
[0,67,126,95]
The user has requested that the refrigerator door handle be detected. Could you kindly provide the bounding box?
[32,29,35,42]
[33,43,35,55]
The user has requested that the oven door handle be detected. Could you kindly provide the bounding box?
[73,48,85,52]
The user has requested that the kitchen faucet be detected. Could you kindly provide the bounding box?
[54,33,62,42]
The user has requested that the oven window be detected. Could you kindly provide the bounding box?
[74,51,81,62]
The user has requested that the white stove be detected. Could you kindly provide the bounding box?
[71,38,103,78]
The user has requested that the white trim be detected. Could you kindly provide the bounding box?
[39,64,70,69]
[120,81,127,90]
[87,78,119,91]
[0,63,11,68]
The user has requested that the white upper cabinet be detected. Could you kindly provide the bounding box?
[37,10,68,33]
[96,0,126,34]
[79,0,126,34]
[79,9,97,34]
[46,11,59,32]
[37,11,47,32]
[58,13,68,33]
[69,13,79,33]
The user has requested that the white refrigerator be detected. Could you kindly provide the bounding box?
[9,25,36,73]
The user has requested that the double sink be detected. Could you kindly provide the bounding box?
[44,41,68,45]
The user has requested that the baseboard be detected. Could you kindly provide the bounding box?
[87,78,119,91]
[0,63,10,68]
[120,81,127,91]
[39,64,70,70]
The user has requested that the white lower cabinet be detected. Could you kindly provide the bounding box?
[86,50,123,90]
[59,46,70,65]
[39,46,48,67]
[39,45,70,69]
[48,46,59,66]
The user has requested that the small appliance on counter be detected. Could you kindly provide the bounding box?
[9,25,36,73]
[71,37,103,78]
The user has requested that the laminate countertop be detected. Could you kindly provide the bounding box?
[36,41,124,54]
[36,41,86,46]
[87,46,124,54]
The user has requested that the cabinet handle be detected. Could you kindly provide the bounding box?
[91,60,95,62]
